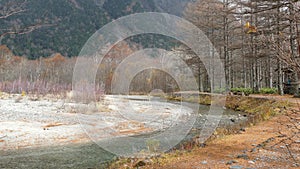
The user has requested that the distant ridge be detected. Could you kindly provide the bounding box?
[0,0,193,58]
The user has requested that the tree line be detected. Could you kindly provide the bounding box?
[180,0,300,95]
[0,0,299,96]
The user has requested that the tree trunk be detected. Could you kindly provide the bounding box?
[278,59,284,95]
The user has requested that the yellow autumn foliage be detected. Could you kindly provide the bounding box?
[21,91,26,97]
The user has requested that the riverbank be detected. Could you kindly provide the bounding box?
[168,93,291,131]
[143,107,299,169]
[109,94,299,169]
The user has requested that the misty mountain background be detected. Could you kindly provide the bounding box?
[0,0,193,59]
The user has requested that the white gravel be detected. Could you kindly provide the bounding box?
[0,94,193,151]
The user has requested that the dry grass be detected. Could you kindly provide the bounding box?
[43,123,65,128]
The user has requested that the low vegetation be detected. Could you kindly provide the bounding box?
[168,93,290,122]
[225,96,290,122]
[259,87,278,94]
[214,88,226,94]
[206,87,279,96]
[230,87,253,96]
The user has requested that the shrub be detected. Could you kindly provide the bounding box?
[230,88,253,96]
[259,88,278,94]
[21,91,26,96]
[214,88,226,94]
[146,139,160,153]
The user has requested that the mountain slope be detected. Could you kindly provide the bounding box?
[0,0,192,58]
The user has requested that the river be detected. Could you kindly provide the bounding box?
[0,96,248,169]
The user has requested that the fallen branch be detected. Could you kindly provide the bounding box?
[0,135,7,139]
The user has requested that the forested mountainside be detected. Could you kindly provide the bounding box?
[0,0,192,59]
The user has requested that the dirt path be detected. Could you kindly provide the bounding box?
[249,94,300,105]
[146,113,299,168]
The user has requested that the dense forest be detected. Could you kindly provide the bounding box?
[0,0,192,58]
[0,0,300,96]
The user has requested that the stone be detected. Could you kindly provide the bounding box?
[240,128,246,132]
[201,160,208,164]
[248,160,255,164]
[277,134,287,138]
[133,160,146,167]
[230,165,244,169]
[226,160,238,165]
[199,143,207,147]
[237,154,249,160]
[274,108,281,112]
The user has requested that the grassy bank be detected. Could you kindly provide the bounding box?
[167,93,290,123]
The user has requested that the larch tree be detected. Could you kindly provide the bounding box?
[182,0,299,95]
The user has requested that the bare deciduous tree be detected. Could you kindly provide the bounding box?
[0,0,53,38]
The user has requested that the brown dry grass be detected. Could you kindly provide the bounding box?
[43,122,65,128]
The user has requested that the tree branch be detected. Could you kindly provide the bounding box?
[0,23,55,38]
[0,9,27,19]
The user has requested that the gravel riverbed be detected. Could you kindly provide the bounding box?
[0,94,195,151]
